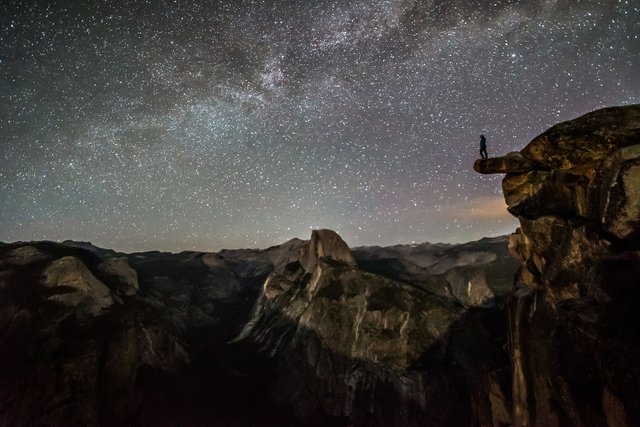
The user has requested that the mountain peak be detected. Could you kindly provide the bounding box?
[300,229,356,272]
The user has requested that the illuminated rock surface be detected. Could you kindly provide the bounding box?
[478,105,640,427]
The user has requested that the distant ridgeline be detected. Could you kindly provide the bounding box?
[0,230,517,425]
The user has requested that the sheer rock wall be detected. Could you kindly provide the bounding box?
[475,105,640,427]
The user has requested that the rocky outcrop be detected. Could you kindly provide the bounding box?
[237,230,512,425]
[0,244,190,426]
[43,256,114,315]
[476,105,640,427]
[0,231,516,426]
[300,229,356,272]
[474,152,542,174]
[97,258,139,296]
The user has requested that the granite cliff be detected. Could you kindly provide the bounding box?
[0,231,515,426]
[236,229,514,425]
[475,104,640,427]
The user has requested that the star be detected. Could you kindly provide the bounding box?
[0,0,638,252]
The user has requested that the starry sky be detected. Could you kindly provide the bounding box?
[1,0,639,252]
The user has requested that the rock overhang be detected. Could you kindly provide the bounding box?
[474,105,640,239]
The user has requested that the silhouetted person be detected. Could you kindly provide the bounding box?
[479,134,488,159]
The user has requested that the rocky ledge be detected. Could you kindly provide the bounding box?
[476,105,640,427]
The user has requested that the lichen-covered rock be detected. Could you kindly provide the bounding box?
[477,104,640,427]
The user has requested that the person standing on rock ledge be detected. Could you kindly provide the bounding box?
[479,134,488,159]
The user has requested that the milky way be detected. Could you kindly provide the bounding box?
[1,0,639,252]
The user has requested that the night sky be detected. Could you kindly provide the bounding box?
[1,1,639,252]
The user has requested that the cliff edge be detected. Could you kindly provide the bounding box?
[476,105,640,427]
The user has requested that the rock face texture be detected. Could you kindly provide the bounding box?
[0,232,514,426]
[353,236,518,307]
[236,229,513,426]
[476,105,640,427]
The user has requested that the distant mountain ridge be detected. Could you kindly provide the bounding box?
[0,230,516,426]
[353,235,516,307]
